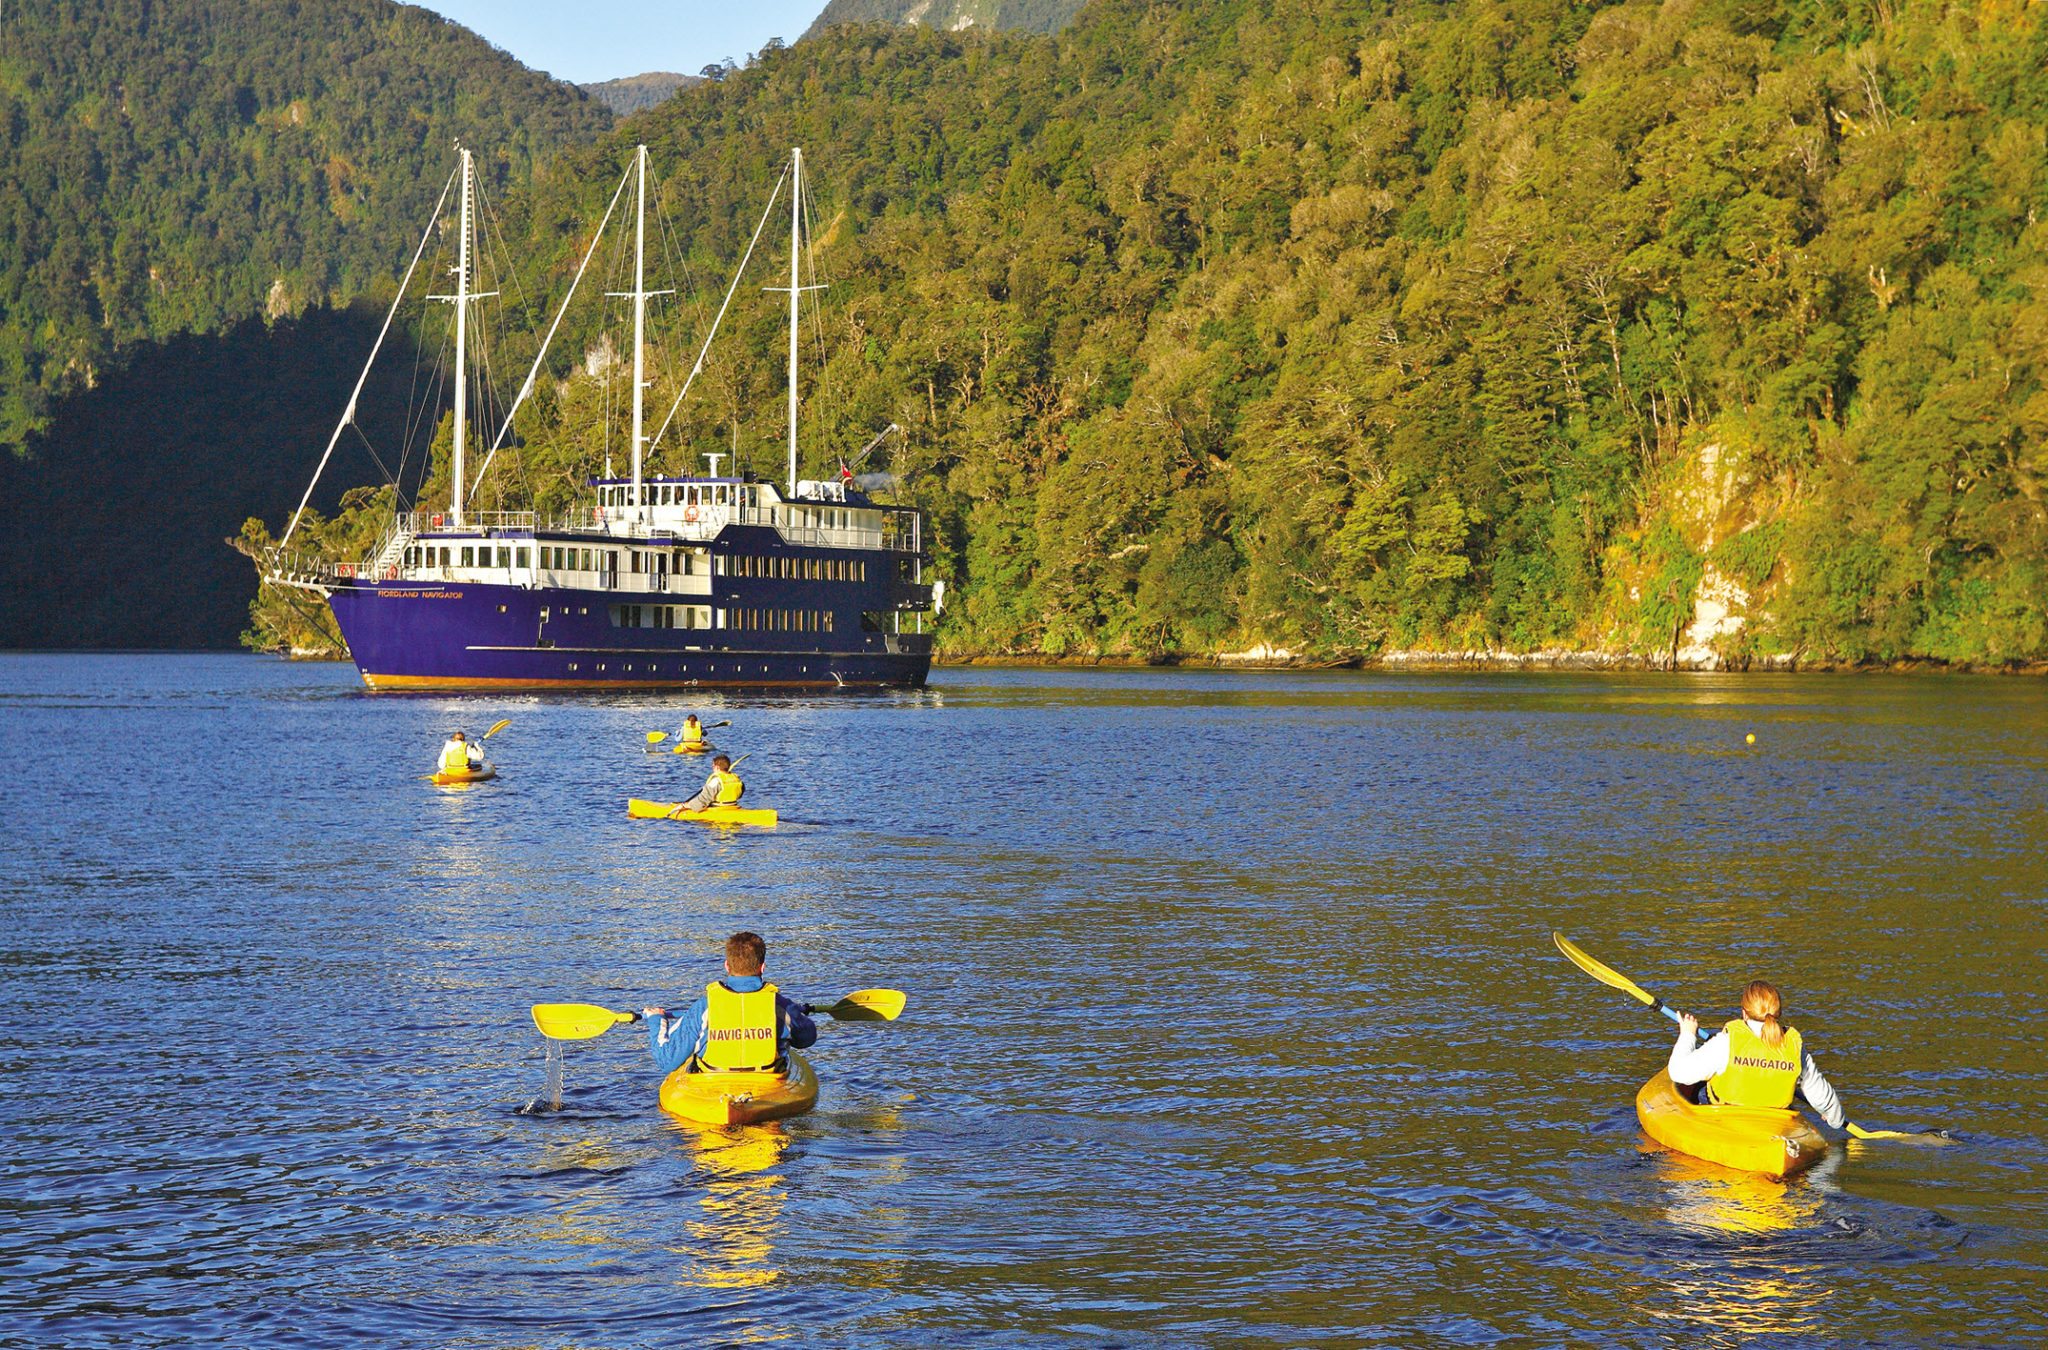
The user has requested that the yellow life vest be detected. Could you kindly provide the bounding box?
[1706,1019,1804,1109]
[714,771,744,804]
[681,722,704,744]
[439,742,469,773]
[701,980,780,1070]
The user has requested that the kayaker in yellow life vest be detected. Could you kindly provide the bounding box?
[1670,980,1845,1128]
[437,731,478,775]
[642,931,818,1074]
[676,753,744,812]
[678,714,706,747]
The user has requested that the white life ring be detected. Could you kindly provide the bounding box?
[684,504,699,523]
[383,565,399,581]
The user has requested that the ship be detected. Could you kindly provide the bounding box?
[266,144,934,690]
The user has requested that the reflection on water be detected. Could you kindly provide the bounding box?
[674,1123,791,1296]
[1654,1147,1840,1236]
[2,655,2045,1345]
[1646,1150,1841,1342]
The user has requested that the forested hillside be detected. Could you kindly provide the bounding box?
[27,0,2046,666]
[293,0,2044,668]
[805,0,1085,37]
[0,0,611,452]
[580,72,698,115]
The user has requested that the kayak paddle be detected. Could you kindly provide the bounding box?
[647,721,730,745]
[532,1003,640,1039]
[531,988,904,1040]
[482,718,511,739]
[1551,931,1949,1144]
[806,988,906,1022]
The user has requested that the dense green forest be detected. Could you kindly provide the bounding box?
[268,0,2044,666]
[0,0,611,453]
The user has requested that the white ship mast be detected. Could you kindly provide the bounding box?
[602,144,669,516]
[788,146,801,497]
[429,145,494,526]
[769,147,824,496]
[632,144,649,506]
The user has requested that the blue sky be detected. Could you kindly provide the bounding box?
[423,1,832,85]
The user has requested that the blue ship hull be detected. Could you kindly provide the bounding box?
[326,579,931,690]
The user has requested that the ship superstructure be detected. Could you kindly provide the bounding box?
[268,143,934,689]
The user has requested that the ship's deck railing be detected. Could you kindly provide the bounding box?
[367,501,923,565]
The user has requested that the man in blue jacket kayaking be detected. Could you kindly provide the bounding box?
[643,931,817,1074]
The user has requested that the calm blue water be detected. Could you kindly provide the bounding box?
[2,654,2044,1346]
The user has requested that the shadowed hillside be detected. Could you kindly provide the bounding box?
[0,0,609,453]
[0,308,431,649]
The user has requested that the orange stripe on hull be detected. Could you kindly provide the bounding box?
[360,673,881,691]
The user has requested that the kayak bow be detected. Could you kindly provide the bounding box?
[627,797,778,827]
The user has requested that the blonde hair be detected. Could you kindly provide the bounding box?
[1740,980,1787,1047]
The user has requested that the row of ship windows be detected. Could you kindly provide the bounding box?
[404,544,867,582]
[727,554,866,582]
[609,603,838,633]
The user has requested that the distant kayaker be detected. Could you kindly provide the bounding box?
[1670,981,1845,1128]
[678,714,706,747]
[643,931,817,1073]
[677,753,744,812]
[438,731,477,775]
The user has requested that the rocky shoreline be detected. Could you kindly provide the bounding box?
[935,647,2048,676]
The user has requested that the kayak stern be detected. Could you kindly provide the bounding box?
[659,1051,819,1127]
[1636,1070,1828,1178]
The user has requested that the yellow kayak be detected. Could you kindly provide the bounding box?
[673,742,713,754]
[659,1051,818,1127]
[429,765,497,785]
[627,797,777,827]
[1636,1070,1828,1178]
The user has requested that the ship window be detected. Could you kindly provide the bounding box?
[607,552,618,573]
[823,611,833,633]
[859,561,867,581]
[498,605,507,614]
[516,547,529,568]
[580,549,592,570]
[630,552,642,575]
[714,609,726,628]
[568,662,579,671]
[460,546,474,567]
[497,547,511,569]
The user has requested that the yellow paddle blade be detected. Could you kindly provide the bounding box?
[483,718,512,739]
[818,988,906,1022]
[532,1003,637,1040]
[646,731,668,744]
[1847,1122,1953,1144]
[1552,932,1658,1007]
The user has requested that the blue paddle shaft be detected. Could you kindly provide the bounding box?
[1651,998,1710,1042]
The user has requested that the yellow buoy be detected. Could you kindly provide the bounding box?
[1745,733,1756,745]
